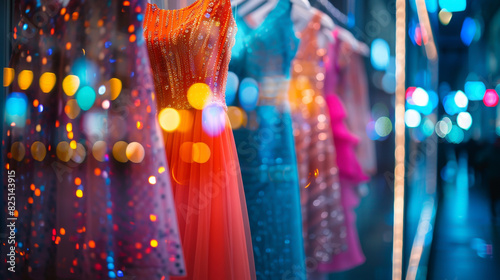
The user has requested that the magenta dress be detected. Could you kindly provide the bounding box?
[318,32,370,273]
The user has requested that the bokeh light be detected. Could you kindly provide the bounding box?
[226,71,239,106]
[92,141,107,162]
[62,75,80,96]
[187,83,212,110]
[439,0,466,12]
[446,125,465,144]
[422,118,435,137]
[375,117,393,137]
[6,92,28,126]
[239,78,259,111]
[460,17,476,46]
[412,87,429,106]
[109,78,122,100]
[159,108,181,132]
[436,117,452,138]
[71,143,86,164]
[438,9,453,25]
[18,70,33,90]
[76,86,96,111]
[180,142,194,163]
[483,89,498,107]
[202,104,226,137]
[57,141,73,162]
[39,72,56,93]
[6,92,28,117]
[65,99,81,119]
[227,106,246,129]
[3,67,15,87]
[11,142,26,162]
[366,121,380,141]
[454,90,468,108]
[192,142,211,164]
[31,141,47,161]
[443,92,467,115]
[405,109,422,128]
[382,73,396,94]
[112,141,129,163]
[126,142,145,163]
[370,38,390,71]
[457,112,472,130]
[464,81,485,101]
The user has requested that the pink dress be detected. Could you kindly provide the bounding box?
[318,32,370,273]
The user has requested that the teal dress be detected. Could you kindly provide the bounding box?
[227,0,306,279]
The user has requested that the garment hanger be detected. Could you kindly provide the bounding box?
[335,26,369,57]
[308,0,369,56]
[310,0,349,25]
[292,5,335,47]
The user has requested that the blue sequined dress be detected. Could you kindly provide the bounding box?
[227,0,306,279]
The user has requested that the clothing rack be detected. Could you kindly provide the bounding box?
[312,0,369,57]
[314,0,349,25]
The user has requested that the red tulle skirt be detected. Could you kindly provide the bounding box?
[163,108,256,280]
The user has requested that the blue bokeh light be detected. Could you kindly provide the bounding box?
[370,39,390,71]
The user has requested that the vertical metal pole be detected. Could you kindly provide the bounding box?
[393,0,406,279]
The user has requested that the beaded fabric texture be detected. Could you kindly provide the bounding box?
[289,13,348,276]
[2,0,185,279]
[143,1,256,280]
[144,0,235,110]
[228,0,306,278]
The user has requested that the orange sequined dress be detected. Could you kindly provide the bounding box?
[143,1,255,280]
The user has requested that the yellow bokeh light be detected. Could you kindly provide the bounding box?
[65,99,81,119]
[227,106,246,130]
[71,143,86,163]
[70,140,77,149]
[66,123,73,132]
[76,189,83,198]
[3,68,15,87]
[18,70,34,90]
[179,142,194,163]
[159,108,181,132]
[11,142,26,162]
[31,141,47,161]
[158,166,166,174]
[439,9,452,26]
[109,78,122,100]
[39,72,56,93]
[187,83,212,110]
[35,124,41,132]
[192,142,211,164]
[112,141,129,163]
[126,142,145,163]
[56,141,73,162]
[92,141,107,162]
[150,214,157,222]
[62,75,80,96]
[150,239,158,247]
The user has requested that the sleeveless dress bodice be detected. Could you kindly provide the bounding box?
[144,0,236,110]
